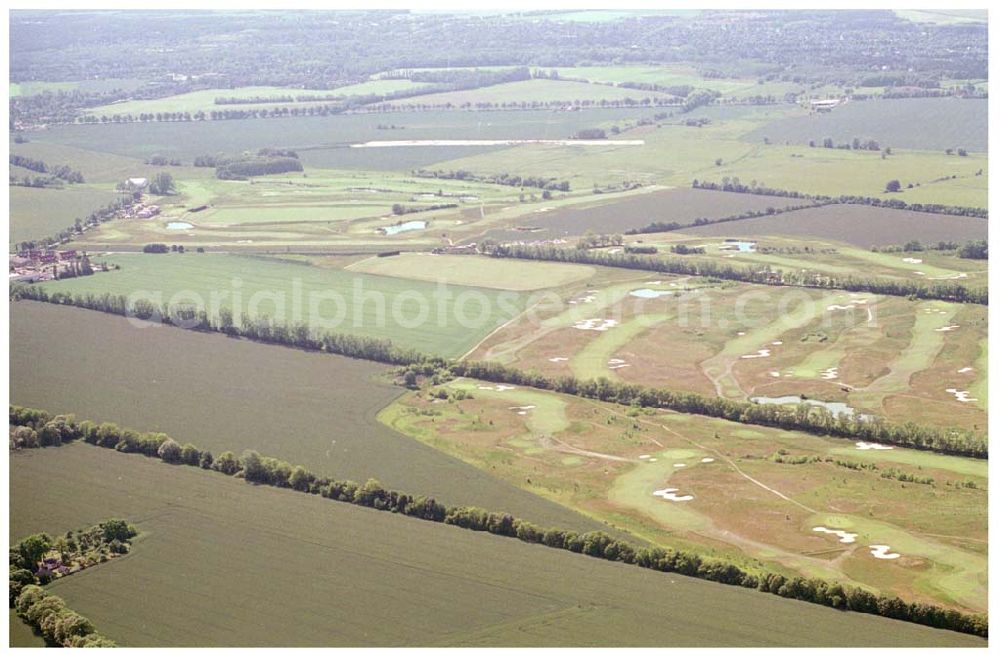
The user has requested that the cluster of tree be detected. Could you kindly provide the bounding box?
[670,244,705,255]
[7,403,986,638]
[624,202,817,235]
[691,179,988,219]
[481,242,987,305]
[680,89,720,113]
[572,128,607,140]
[142,243,170,253]
[771,452,938,486]
[810,136,881,151]
[149,172,176,195]
[390,203,457,216]
[215,155,303,180]
[959,241,987,260]
[623,245,658,254]
[145,154,183,166]
[10,283,987,455]
[412,168,570,191]
[9,154,85,182]
[11,586,117,647]
[576,232,623,249]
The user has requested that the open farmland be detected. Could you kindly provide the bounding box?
[84,80,434,117]
[9,301,598,530]
[478,187,808,241]
[9,445,980,647]
[9,185,118,245]
[26,108,661,171]
[550,64,806,99]
[746,98,988,152]
[34,253,538,357]
[677,204,988,247]
[385,78,676,107]
[467,277,988,432]
[383,378,987,613]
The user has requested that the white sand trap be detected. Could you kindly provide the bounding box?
[934,324,960,332]
[930,272,968,280]
[737,331,746,336]
[958,367,974,373]
[869,545,900,560]
[813,526,858,544]
[945,388,978,403]
[827,304,858,311]
[901,257,923,264]
[608,358,630,370]
[820,367,839,380]
[741,349,771,359]
[574,318,618,331]
[673,463,687,468]
[856,442,894,450]
[478,384,516,392]
[771,340,783,346]
[652,488,694,502]
[700,457,715,463]
[850,298,868,305]
[509,405,536,412]
[638,454,651,460]
[649,281,663,285]
[769,371,781,378]
[548,356,569,362]
[649,458,658,462]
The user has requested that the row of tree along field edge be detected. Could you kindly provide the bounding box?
[8,405,988,639]
[9,520,139,647]
[9,289,986,459]
[479,244,987,305]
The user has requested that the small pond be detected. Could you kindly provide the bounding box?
[629,288,673,299]
[750,395,867,420]
[382,220,427,235]
[166,222,194,230]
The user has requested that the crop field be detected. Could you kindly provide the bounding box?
[33,253,543,357]
[27,108,662,171]
[385,78,675,107]
[9,301,600,530]
[467,278,988,432]
[345,253,597,291]
[677,204,988,247]
[9,184,118,245]
[9,78,145,97]
[479,187,807,241]
[84,80,434,117]
[631,232,988,293]
[550,65,808,99]
[745,98,988,152]
[383,378,987,613]
[10,446,979,647]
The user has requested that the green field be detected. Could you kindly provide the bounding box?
[551,64,803,98]
[34,253,535,357]
[10,444,980,646]
[85,80,434,117]
[346,253,596,291]
[9,184,118,245]
[386,78,674,107]
[9,301,599,530]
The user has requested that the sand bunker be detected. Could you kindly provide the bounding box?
[652,488,694,502]
[958,367,974,373]
[930,272,968,280]
[869,545,900,560]
[855,442,894,450]
[673,463,686,468]
[737,331,746,336]
[771,341,783,346]
[741,349,771,359]
[945,388,978,403]
[820,367,839,380]
[700,457,715,463]
[827,298,868,311]
[813,526,858,544]
[478,384,516,392]
[934,324,960,332]
[638,454,651,460]
[769,371,781,378]
[608,358,631,370]
[901,257,923,264]
[548,356,569,362]
[574,318,618,331]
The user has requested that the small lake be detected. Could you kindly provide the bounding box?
[165,222,194,230]
[382,220,427,235]
[629,288,673,299]
[751,395,865,419]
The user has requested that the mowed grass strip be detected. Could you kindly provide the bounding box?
[36,253,531,358]
[9,301,598,532]
[10,445,984,647]
[346,253,596,291]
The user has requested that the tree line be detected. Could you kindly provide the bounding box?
[691,179,988,219]
[8,287,986,458]
[480,242,987,305]
[624,201,819,235]
[7,404,986,639]
[412,168,571,192]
